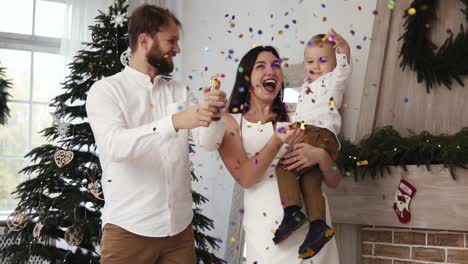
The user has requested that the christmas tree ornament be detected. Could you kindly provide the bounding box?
[110,11,127,28]
[88,181,104,200]
[65,225,83,246]
[33,222,44,238]
[57,121,69,138]
[393,179,417,223]
[54,150,74,168]
[7,209,28,231]
[120,47,131,66]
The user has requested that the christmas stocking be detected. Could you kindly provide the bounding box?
[393,179,416,223]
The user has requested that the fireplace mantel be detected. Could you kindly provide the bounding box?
[325,165,468,231]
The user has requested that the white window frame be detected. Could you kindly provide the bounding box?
[0,0,67,221]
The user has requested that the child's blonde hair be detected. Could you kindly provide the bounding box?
[305,34,336,48]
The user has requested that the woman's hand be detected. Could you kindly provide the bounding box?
[281,143,328,171]
[274,125,304,146]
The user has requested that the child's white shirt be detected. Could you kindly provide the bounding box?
[293,52,352,138]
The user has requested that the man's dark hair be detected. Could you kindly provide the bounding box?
[128,4,181,52]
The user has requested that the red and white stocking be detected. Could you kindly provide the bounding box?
[393,179,417,223]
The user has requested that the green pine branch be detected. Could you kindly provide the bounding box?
[0,64,12,125]
[337,126,468,180]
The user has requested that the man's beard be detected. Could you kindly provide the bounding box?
[147,46,174,75]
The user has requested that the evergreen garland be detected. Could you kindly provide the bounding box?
[399,0,468,92]
[337,126,468,180]
[0,63,12,125]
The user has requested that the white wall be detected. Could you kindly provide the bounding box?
[175,0,377,258]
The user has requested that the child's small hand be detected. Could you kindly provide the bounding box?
[330,29,351,63]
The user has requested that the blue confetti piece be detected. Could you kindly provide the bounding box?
[292,19,297,24]
[403,97,409,103]
[321,3,326,8]
[284,24,289,29]
[257,29,263,35]
[249,27,253,32]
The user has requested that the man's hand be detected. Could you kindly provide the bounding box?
[172,103,219,130]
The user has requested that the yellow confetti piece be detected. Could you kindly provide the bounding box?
[408,7,416,16]
[251,43,257,48]
[328,100,335,110]
[300,122,305,130]
[246,122,252,128]
[357,160,369,166]
[321,29,333,42]
[272,229,276,234]
[342,103,348,108]
[229,236,236,243]
[232,107,239,113]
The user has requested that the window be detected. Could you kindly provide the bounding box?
[0,0,67,218]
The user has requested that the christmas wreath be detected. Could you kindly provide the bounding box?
[399,0,468,93]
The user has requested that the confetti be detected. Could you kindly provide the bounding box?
[204,66,208,71]
[278,127,286,134]
[356,45,362,50]
[408,7,416,16]
[322,17,327,22]
[278,30,284,35]
[373,10,379,15]
[321,3,326,8]
[358,5,362,11]
[177,105,183,111]
[257,30,263,35]
[284,24,290,29]
[403,97,409,103]
[328,97,335,110]
[388,0,396,9]
[300,122,305,130]
[357,160,369,166]
[229,236,236,243]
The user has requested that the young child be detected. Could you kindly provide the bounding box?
[273,29,352,259]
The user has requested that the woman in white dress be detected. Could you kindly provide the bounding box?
[218,46,341,264]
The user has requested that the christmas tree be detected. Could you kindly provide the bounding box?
[0,62,12,125]
[0,1,223,263]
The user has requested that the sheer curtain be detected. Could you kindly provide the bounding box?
[60,0,109,58]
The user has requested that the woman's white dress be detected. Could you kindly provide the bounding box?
[232,113,340,264]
